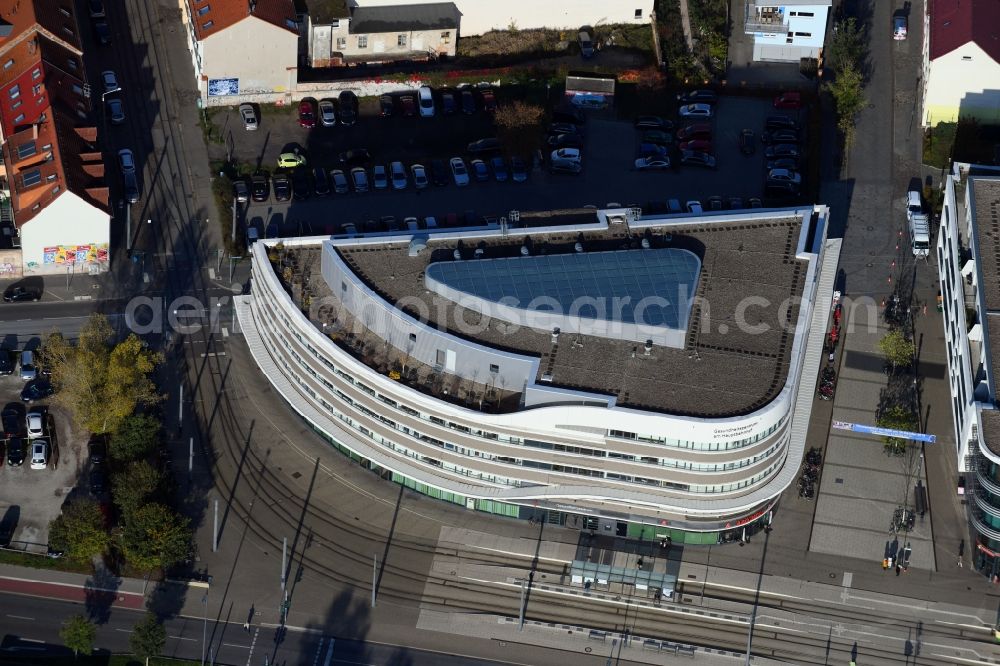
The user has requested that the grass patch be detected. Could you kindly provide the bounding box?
[209,160,241,255]
[0,548,93,574]
[923,118,1000,169]
[655,0,701,82]
[922,122,955,169]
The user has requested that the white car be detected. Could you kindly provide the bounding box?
[390,161,408,190]
[411,164,428,189]
[118,148,135,174]
[239,103,258,130]
[30,440,48,470]
[404,217,420,231]
[26,410,44,439]
[686,200,703,214]
[450,157,469,186]
[319,99,337,127]
[906,189,922,222]
[551,148,581,163]
[101,70,118,93]
[767,168,801,185]
[678,103,713,119]
[372,164,388,190]
[418,85,435,117]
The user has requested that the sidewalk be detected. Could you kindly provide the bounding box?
[0,562,147,611]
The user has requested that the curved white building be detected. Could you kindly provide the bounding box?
[236,207,840,543]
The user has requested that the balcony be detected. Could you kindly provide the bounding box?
[744,2,787,34]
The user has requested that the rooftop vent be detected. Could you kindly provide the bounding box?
[453,248,462,260]
[551,327,560,344]
[644,340,653,356]
[574,241,584,253]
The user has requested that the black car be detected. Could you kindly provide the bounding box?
[547,133,584,149]
[460,89,476,114]
[634,115,673,130]
[551,106,585,125]
[762,128,799,144]
[765,115,798,130]
[379,94,394,117]
[339,149,371,167]
[250,174,269,202]
[766,156,800,171]
[2,406,23,438]
[470,159,490,182]
[679,150,717,169]
[764,143,801,159]
[21,379,53,403]
[739,129,755,155]
[3,286,40,302]
[677,89,718,105]
[491,157,508,182]
[429,159,449,186]
[291,169,310,200]
[440,90,457,115]
[90,468,108,494]
[338,91,358,126]
[0,352,13,376]
[510,157,528,183]
[6,438,25,466]
[313,167,330,196]
[123,171,141,204]
[272,175,291,202]
[88,439,107,465]
[467,138,501,154]
[766,181,800,197]
[94,21,111,45]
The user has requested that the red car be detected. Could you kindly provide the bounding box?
[773,91,802,109]
[679,139,713,153]
[480,89,497,112]
[676,122,712,141]
[399,95,417,117]
[298,99,316,128]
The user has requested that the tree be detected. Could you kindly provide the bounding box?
[60,614,96,658]
[48,499,109,564]
[493,101,545,158]
[110,414,161,462]
[878,405,917,456]
[130,612,166,666]
[826,17,864,75]
[827,63,867,154]
[45,314,164,434]
[118,503,191,573]
[879,329,915,372]
[111,460,162,516]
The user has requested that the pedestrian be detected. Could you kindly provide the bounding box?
[244,621,250,632]
[895,564,901,576]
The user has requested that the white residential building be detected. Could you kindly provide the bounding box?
[742,1,832,62]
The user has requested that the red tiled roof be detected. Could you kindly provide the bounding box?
[928,0,1000,62]
[0,0,83,54]
[187,0,298,41]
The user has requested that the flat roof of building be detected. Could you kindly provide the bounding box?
[974,178,1000,311]
[332,214,809,417]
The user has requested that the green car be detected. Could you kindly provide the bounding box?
[642,130,673,145]
[277,152,306,168]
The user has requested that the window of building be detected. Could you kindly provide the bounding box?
[408,333,417,343]
[358,35,368,48]
[3,59,12,70]
[31,68,41,80]
[67,58,77,71]
[11,99,20,109]
[962,55,972,61]
[12,112,24,123]
[634,8,643,18]
[797,11,814,17]
[330,19,340,28]
[795,32,812,37]
[336,37,346,49]
[32,84,42,95]
[285,19,298,30]
[397,34,407,47]
[489,363,499,374]
[59,7,71,16]
[72,83,83,95]
[9,85,19,100]
[435,349,445,367]
[202,20,214,29]
[62,25,74,36]
[17,140,36,159]
[440,31,450,43]
[198,4,211,15]
[21,169,41,187]
[46,173,56,182]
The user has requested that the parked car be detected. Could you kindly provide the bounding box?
[277,151,306,168]
[510,157,528,183]
[298,99,316,128]
[339,149,371,167]
[634,156,671,170]
[578,26,595,58]
[676,123,712,141]
[680,150,717,168]
[88,439,106,465]
[3,286,40,303]
[411,164,429,189]
[338,91,358,125]
[94,20,111,45]
[470,159,490,182]
[101,70,118,93]
[550,161,582,174]
[551,148,582,163]
[330,169,349,194]
[399,95,417,117]
[764,143,801,159]
[350,167,369,192]
[89,0,106,18]
[418,86,435,117]
[549,123,581,136]
[490,157,508,182]
[766,181,800,197]
[117,148,135,174]
[379,94,394,117]
[677,89,718,105]
[7,439,24,466]
[765,115,798,130]
[634,115,672,130]
[440,90,457,114]
[390,161,408,190]
[766,157,800,171]
[2,407,22,438]
[686,201,703,214]
[123,171,141,205]
[239,103,258,130]
[739,129,755,155]
[749,197,763,208]
[90,468,108,493]
[893,15,908,40]
[430,159,449,186]
[762,128,799,144]
[312,167,330,196]
[679,103,713,118]
[638,142,668,157]
[460,89,476,114]
[26,410,43,439]
[372,164,389,190]
[767,168,802,185]
[642,130,673,145]
[20,379,52,403]
[30,440,48,470]
[107,98,126,125]
[272,175,291,201]
[292,169,310,200]
[552,106,585,125]
[251,174,269,202]
[773,91,802,109]
[0,353,13,376]
[679,139,713,153]
[479,88,497,112]
[318,99,337,127]
[467,137,501,154]
[548,133,584,149]
[19,351,35,381]
[450,157,470,186]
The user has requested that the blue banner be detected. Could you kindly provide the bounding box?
[832,420,936,443]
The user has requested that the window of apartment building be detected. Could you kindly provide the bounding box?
[12,112,23,123]
[14,141,32,161]
[46,173,56,182]
[202,20,214,29]
[330,19,340,28]
[440,31,450,43]
[358,35,368,48]
[634,8,643,18]
[336,37,346,49]
[72,83,83,95]
[397,34,407,47]
[795,32,812,37]
[62,25,74,36]
[31,68,41,80]
[962,55,972,61]
[489,364,499,374]
[10,99,20,110]
[21,169,41,187]
[59,7,70,17]
[67,58,77,71]
[9,85,19,100]
[198,4,211,15]
[285,19,298,30]
[32,84,42,95]
[3,59,13,70]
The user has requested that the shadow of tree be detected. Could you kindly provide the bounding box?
[84,563,122,625]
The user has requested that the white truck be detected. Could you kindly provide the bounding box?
[906,188,930,257]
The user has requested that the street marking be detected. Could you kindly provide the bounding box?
[842,572,852,588]
[323,638,336,666]
[209,268,217,280]
[19,638,43,643]
[461,543,572,564]
[169,635,196,642]
[245,627,259,666]
[311,637,325,666]
[115,629,134,633]
[6,615,34,620]
[201,352,227,357]
[222,643,250,649]
[222,327,230,338]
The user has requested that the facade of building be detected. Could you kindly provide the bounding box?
[180,0,299,106]
[349,0,654,36]
[236,206,839,543]
[307,2,459,68]
[0,0,108,277]
[936,163,1000,579]
[742,1,831,62]
[922,0,1000,127]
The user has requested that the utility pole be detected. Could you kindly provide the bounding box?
[126,202,132,251]
[212,499,218,552]
[189,437,194,476]
[231,199,237,244]
[281,537,287,594]
[371,554,377,608]
[518,578,526,630]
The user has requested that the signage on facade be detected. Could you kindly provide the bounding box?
[208,78,239,96]
[832,420,936,443]
[43,243,109,265]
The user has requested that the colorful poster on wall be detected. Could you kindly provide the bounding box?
[42,243,109,265]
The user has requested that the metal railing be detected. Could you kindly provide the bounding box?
[744,1,787,34]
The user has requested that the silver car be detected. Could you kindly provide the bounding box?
[390,161,407,190]
[319,99,337,127]
[350,167,368,193]
[239,103,258,130]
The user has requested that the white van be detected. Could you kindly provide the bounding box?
[418,86,435,117]
[19,350,36,381]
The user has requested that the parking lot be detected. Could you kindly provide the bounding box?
[212,89,809,239]
[0,372,87,552]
